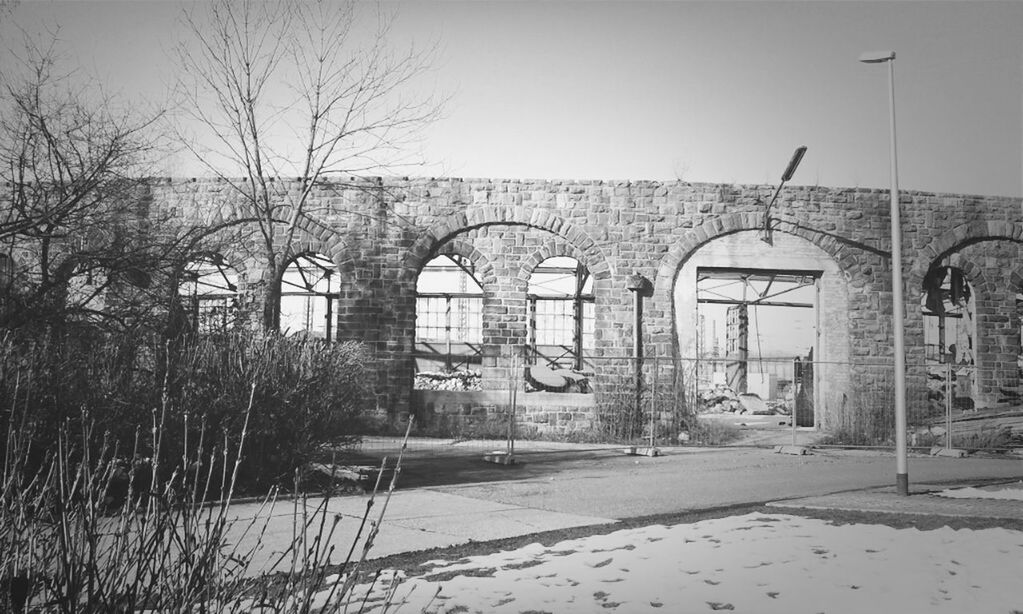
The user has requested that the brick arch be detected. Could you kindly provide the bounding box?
[180,249,250,280]
[288,216,357,278]
[908,220,1023,291]
[653,212,861,298]
[424,238,498,290]
[402,206,612,283]
[932,254,991,297]
[517,238,608,287]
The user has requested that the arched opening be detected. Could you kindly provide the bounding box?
[414,254,484,390]
[674,231,850,433]
[526,256,594,392]
[179,254,239,333]
[696,267,819,426]
[280,253,337,340]
[922,265,976,409]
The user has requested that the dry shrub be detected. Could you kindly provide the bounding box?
[0,329,368,493]
[1,391,416,613]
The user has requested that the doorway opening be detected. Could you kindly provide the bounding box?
[696,266,820,427]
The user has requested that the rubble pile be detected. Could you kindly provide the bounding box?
[415,371,483,391]
[698,384,789,415]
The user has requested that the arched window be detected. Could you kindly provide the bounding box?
[922,265,976,409]
[921,266,975,365]
[280,253,337,340]
[180,254,239,333]
[527,257,593,370]
[415,255,484,381]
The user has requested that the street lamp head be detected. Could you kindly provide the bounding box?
[781,146,807,182]
[859,50,896,63]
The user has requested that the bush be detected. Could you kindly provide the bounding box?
[169,334,367,489]
[0,329,368,493]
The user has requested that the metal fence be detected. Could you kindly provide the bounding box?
[358,350,1023,457]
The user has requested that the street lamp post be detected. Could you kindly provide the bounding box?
[860,50,909,496]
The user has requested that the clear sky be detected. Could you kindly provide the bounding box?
[3,1,1022,197]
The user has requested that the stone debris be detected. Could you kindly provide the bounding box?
[415,371,483,391]
[699,384,788,415]
[525,365,591,393]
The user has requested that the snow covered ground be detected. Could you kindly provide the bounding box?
[937,480,1023,500]
[340,512,1023,614]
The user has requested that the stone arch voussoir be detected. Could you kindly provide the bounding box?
[908,220,1023,293]
[429,238,498,289]
[402,206,611,283]
[288,217,355,277]
[654,212,857,298]
[517,237,603,284]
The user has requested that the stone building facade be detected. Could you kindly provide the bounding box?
[149,177,1022,433]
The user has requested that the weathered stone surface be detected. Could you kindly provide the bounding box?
[86,178,1023,431]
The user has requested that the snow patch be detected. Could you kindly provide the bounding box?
[936,481,1023,500]
[341,512,1023,613]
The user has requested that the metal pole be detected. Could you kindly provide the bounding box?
[792,358,798,446]
[945,361,953,451]
[649,356,658,449]
[887,57,909,496]
[634,288,644,434]
[507,350,515,454]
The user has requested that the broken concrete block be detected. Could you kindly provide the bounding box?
[929,447,967,458]
[483,450,516,465]
[774,445,811,456]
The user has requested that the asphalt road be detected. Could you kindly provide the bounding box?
[359,445,1023,520]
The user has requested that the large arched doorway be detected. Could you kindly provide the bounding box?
[674,230,850,431]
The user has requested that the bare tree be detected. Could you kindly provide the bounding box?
[176,0,441,332]
[0,37,194,331]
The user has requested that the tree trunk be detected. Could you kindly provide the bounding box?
[261,270,283,333]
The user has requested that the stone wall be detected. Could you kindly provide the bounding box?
[143,178,1022,431]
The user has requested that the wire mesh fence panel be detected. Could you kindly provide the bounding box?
[910,363,1023,451]
[356,347,1023,456]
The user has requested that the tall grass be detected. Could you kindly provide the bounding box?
[818,387,896,447]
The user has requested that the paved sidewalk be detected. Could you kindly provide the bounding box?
[227,489,615,575]
[224,446,1022,575]
[766,479,1023,520]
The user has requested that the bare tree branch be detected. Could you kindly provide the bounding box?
[175,0,443,332]
[0,34,207,332]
